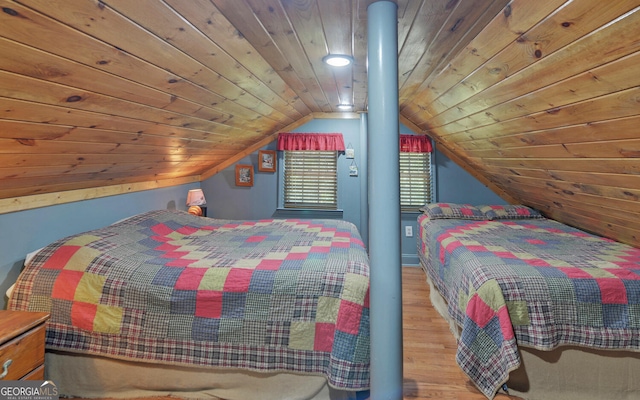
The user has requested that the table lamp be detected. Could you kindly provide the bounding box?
[186,189,207,217]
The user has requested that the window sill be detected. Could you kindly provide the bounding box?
[272,208,344,220]
[401,210,423,215]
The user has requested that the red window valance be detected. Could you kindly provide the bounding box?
[400,134,433,153]
[277,133,345,151]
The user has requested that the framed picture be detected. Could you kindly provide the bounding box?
[258,150,277,172]
[345,147,355,159]
[235,164,254,187]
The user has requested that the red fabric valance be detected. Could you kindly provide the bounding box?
[400,134,433,153]
[277,133,345,151]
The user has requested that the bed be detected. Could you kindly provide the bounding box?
[417,203,640,400]
[8,209,370,399]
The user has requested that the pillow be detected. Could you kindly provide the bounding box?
[478,204,543,219]
[6,283,15,300]
[419,203,486,220]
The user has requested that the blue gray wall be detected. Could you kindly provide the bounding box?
[203,117,505,265]
[0,184,198,309]
[202,118,363,229]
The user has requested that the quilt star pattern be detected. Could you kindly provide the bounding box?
[418,215,640,399]
[10,210,370,390]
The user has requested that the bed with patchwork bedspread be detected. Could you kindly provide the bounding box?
[417,203,640,399]
[9,210,370,393]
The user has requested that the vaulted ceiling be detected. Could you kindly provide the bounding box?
[1,0,639,246]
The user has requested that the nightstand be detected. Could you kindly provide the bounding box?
[0,311,49,380]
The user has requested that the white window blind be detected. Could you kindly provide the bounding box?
[400,152,432,211]
[284,151,338,209]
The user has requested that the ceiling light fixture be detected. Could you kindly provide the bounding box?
[323,54,354,67]
[337,103,354,111]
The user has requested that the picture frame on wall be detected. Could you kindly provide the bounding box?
[258,150,277,172]
[345,147,355,159]
[235,164,254,187]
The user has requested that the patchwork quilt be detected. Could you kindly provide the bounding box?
[10,210,370,390]
[417,214,640,399]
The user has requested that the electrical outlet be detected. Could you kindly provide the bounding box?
[405,225,413,237]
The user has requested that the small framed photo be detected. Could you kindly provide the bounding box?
[235,164,254,187]
[258,150,277,172]
[345,148,355,159]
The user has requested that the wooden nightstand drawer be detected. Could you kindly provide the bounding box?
[21,364,45,380]
[0,311,49,381]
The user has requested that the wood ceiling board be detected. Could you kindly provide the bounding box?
[401,0,567,119]
[426,6,640,130]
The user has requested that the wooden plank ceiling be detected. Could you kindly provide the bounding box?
[1,0,639,246]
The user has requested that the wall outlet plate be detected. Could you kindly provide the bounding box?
[405,225,413,237]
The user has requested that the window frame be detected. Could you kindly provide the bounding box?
[280,150,339,210]
[399,150,433,212]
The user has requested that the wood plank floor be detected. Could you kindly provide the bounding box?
[73,267,521,400]
[402,267,520,400]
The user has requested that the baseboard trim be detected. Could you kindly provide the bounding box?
[402,254,420,266]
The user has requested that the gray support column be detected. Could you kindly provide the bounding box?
[367,2,403,399]
[359,113,369,249]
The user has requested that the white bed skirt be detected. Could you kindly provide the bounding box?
[46,351,359,400]
[424,271,640,400]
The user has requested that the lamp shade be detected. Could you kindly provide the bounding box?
[186,189,206,206]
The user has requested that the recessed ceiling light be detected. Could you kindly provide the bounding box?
[337,103,354,110]
[323,54,354,67]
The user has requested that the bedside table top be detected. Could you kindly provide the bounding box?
[0,310,49,345]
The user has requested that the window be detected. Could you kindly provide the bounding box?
[400,151,432,211]
[283,151,338,209]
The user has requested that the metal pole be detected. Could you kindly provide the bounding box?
[367,1,403,399]
[359,113,369,249]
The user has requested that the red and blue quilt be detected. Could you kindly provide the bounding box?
[10,210,370,390]
[418,214,640,399]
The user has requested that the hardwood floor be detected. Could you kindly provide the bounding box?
[401,267,520,400]
[72,267,521,400]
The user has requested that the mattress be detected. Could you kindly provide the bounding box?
[9,210,370,391]
[417,212,640,398]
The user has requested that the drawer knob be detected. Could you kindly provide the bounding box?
[0,359,12,379]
